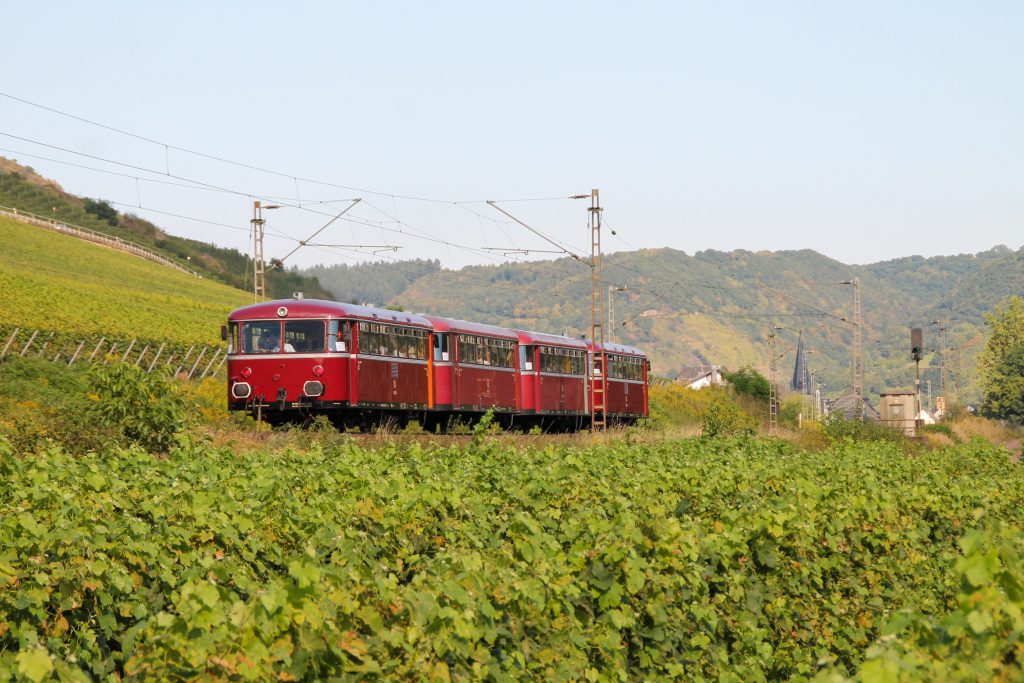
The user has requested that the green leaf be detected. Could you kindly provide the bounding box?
[17,648,53,683]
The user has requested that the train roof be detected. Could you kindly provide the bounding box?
[228,299,432,328]
[422,315,518,340]
[585,339,648,358]
[512,329,589,350]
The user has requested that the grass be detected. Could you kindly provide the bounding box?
[0,215,249,345]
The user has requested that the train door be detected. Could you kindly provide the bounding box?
[518,345,536,413]
[432,332,452,409]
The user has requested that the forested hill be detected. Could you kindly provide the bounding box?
[0,157,330,300]
[304,245,1024,405]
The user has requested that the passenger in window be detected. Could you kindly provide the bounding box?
[260,331,295,353]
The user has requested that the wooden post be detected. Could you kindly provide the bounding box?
[1,328,20,358]
[67,341,86,366]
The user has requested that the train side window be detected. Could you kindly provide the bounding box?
[328,320,351,352]
[434,333,449,361]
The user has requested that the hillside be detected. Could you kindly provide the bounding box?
[305,245,1024,406]
[0,158,331,300]
[0,215,249,345]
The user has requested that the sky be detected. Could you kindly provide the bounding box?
[1,1,1021,271]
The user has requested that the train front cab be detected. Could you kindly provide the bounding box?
[227,300,432,427]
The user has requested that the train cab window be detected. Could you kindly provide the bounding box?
[284,320,325,353]
[328,320,352,352]
[433,333,449,362]
[241,321,282,354]
[228,322,240,354]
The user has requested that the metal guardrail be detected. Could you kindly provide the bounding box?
[0,205,200,277]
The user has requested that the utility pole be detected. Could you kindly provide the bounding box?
[589,189,606,432]
[768,326,784,433]
[607,285,627,344]
[251,201,265,303]
[839,278,863,421]
[250,201,282,303]
[853,277,863,421]
[930,320,948,411]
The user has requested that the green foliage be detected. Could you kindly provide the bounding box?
[4,436,1020,679]
[779,395,805,426]
[0,357,116,454]
[701,398,757,438]
[82,198,118,226]
[303,258,440,306]
[723,366,771,402]
[922,421,960,442]
[978,296,1024,422]
[86,363,187,452]
[822,526,1024,681]
[822,413,906,444]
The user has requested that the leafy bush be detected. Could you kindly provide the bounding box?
[701,398,756,438]
[723,365,771,402]
[823,526,1024,681]
[86,363,187,452]
[0,357,116,453]
[822,412,906,444]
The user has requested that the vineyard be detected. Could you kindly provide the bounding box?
[0,215,248,346]
[2,429,1023,680]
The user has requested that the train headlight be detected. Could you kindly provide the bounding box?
[240,366,252,378]
[231,382,252,399]
[312,364,324,377]
[303,381,324,398]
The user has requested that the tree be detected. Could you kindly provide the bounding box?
[977,295,1024,421]
[723,366,771,402]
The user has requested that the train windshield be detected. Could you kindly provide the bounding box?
[284,320,326,353]
[238,320,327,353]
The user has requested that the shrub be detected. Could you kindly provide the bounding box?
[702,398,757,438]
[86,363,187,452]
[722,366,770,402]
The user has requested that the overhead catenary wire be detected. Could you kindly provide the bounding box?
[0,90,578,206]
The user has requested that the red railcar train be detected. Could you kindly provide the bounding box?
[224,298,649,430]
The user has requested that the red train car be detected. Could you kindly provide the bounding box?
[514,330,589,428]
[588,340,650,423]
[226,297,650,430]
[423,316,519,419]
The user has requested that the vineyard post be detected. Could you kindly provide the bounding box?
[200,349,221,379]
[187,347,207,379]
[1,327,20,358]
[20,330,39,357]
[147,342,166,372]
[214,353,228,374]
[105,343,118,364]
[135,344,149,366]
[121,338,136,362]
[36,331,55,357]
[175,345,196,375]
[87,336,106,361]
[67,341,86,366]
